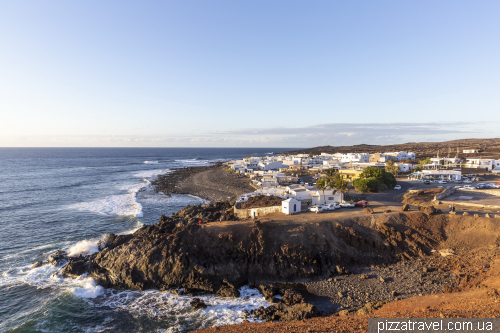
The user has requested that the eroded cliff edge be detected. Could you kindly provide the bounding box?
[62,203,466,297]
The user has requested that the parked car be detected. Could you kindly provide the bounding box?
[394,185,401,190]
[322,203,340,211]
[438,180,447,184]
[456,180,463,184]
[340,201,355,208]
[309,206,323,213]
[462,185,475,190]
[424,180,431,185]
[477,177,485,181]
[463,179,472,183]
[454,186,462,189]
[355,201,369,208]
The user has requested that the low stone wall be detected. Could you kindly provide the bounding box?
[233,205,282,219]
[435,187,456,200]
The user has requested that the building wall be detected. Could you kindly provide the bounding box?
[233,205,282,219]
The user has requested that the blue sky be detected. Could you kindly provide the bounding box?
[1,1,499,147]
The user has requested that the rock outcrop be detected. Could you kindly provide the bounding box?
[62,207,453,299]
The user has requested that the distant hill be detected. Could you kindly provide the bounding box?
[284,138,500,161]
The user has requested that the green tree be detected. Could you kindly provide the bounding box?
[324,168,336,179]
[418,157,431,166]
[353,167,396,192]
[316,178,331,204]
[333,174,349,201]
[308,152,314,158]
[385,160,400,177]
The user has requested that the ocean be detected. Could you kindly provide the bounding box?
[0,148,287,333]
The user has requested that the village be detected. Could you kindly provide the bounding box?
[227,148,500,217]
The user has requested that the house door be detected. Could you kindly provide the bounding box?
[294,204,296,212]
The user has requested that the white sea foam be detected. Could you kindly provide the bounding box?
[71,276,104,298]
[187,194,210,205]
[99,286,270,330]
[70,192,144,217]
[67,239,100,257]
[133,169,170,179]
[69,169,170,217]
[143,161,159,164]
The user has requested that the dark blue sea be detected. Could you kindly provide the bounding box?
[0,148,289,333]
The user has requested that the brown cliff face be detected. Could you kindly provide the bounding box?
[62,204,466,297]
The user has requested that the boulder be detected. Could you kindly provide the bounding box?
[463,212,469,216]
[401,204,410,211]
[48,250,67,266]
[32,261,44,269]
[251,303,321,322]
[474,214,479,217]
[449,211,456,215]
[258,284,278,299]
[486,214,491,218]
[422,206,437,216]
[190,298,207,309]
[280,289,304,305]
[216,283,240,298]
[336,265,350,275]
[364,207,374,214]
[384,210,391,213]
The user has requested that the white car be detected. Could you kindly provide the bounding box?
[340,202,355,208]
[438,180,447,184]
[309,206,323,213]
[462,185,475,190]
[394,185,401,190]
[322,203,341,211]
[463,179,472,184]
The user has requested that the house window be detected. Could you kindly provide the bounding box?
[328,197,334,200]
[294,204,296,212]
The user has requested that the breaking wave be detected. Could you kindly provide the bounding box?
[69,169,170,217]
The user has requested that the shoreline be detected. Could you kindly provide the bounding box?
[152,163,255,202]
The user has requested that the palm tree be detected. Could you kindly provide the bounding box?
[315,178,329,204]
[333,174,349,202]
[324,168,336,179]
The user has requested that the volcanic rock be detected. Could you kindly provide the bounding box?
[190,298,208,309]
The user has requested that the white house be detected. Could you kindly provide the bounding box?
[384,151,416,160]
[258,161,285,171]
[463,149,479,154]
[282,198,301,215]
[286,185,341,205]
[395,163,413,172]
[340,153,370,163]
[463,158,496,171]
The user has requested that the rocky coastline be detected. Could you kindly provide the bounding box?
[50,193,498,322]
[152,163,255,202]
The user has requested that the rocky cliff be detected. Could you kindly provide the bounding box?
[62,203,451,297]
